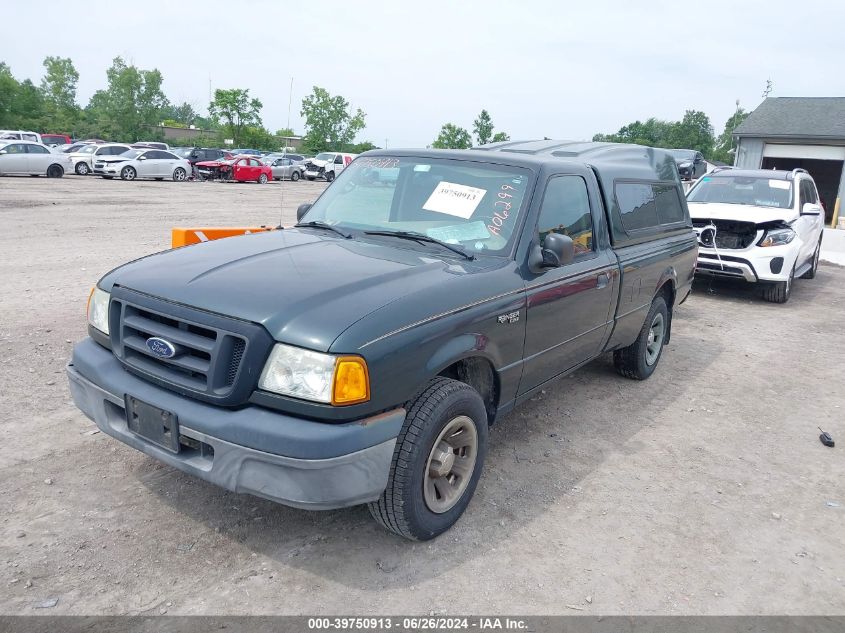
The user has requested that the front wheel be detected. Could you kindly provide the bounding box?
[75,162,90,176]
[614,295,669,380]
[368,377,488,541]
[258,173,268,184]
[325,170,335,182]
[291,170,300,182]
[801,237,822,279]
[761,264,794,303]
[172,167,187,181]
[120,166,136,181]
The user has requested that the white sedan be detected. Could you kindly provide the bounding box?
[95,149,191,181]
[0,140,73,177]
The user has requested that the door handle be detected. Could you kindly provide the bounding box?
[596,272,610,289]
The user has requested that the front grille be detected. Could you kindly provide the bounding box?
[109,287,273,405]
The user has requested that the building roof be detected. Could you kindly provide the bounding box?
[734,97,845,140]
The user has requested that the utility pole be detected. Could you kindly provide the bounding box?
[287,77,293,131]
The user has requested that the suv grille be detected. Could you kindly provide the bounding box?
[109,287,273,405]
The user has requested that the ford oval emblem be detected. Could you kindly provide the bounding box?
[146,337,176,359]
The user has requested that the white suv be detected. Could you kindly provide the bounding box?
[686,168,825,303]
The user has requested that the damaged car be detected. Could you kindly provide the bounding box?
[686,168,825,303]
[195,155,272,183]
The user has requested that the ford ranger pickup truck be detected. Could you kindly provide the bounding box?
[67,141,697,540]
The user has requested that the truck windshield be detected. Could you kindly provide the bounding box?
[300,156,533,255]
[687,176,793,209]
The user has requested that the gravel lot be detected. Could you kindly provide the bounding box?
[1,176,843,615]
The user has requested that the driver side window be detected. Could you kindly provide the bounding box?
[536,175,594,260]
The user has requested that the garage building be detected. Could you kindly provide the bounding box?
[733,97,845,226]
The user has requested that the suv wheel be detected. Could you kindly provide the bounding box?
[761,264,794,303]
[614,295,669,380]
[801,236,822,279]
[368,377,488,541]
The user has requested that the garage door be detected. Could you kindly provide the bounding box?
[763,143,845,161]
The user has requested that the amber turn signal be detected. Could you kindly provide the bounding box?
[332,356,370,405]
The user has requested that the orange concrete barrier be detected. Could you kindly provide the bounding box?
[171,226,275,248]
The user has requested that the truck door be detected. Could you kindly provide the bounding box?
[520,174,617,393]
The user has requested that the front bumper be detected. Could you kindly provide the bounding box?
[304,170,324,179]
[67,338,404,510]
[695,243,798,283]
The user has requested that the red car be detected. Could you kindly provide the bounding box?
[195,154,272,183]
[42,133,72,146]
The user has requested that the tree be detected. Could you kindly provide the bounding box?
[86,57,168,142]
[711,107,750,164]
[492,131,510,142]
[667,110,715,156]
[0,63,21,127]
[300,86,366,153]
[431,123,472,149]
[161,102,199,128]
[473,109,494,145]
[208,88,263,147]
[275,127,295,137]
[349,140,379,153]
[40,57,78,113]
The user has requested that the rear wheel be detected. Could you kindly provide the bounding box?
[368,377,488,541]
[801,237,822,279]
[120,166,136,181]
[75,162,90,176]
[614,295,669,380]
[291,170,300,182]
[258,173,268,184]
[172,167,187,182]
[761,264,794,303]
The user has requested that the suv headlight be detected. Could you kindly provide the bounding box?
[87,287,110,335]
[759,227,795,247]
[259,343,370,405]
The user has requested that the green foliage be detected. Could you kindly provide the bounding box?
[473,109,494,145]
[711,108,750,164]
[431,123,472,149]
[300,86,366,153]
[491,131,510,142]
[161,102,199,128]
[275,127,295,137]
[208,88,263,147]
[348,141,379,153]
[592,110,716,158]
[238,125,279,151]
[40,56,78,132]
[85,57,169,142]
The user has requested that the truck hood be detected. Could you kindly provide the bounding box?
[306,159,328,168]
[99,229,501,352]
[687,202,797,224]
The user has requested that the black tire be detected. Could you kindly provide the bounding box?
[614,295,669,380]
[258,173,268,184]
[761,264,794,303]
[368,377,488,541]
[325,170,335,182]
[75,162,90,176]
[172,167,187,181]
[120,166,136,181]
[801,237,822,279]
[291,170,300,182]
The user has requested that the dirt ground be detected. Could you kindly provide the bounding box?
[1,176,843,616]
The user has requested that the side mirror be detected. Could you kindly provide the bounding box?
[296,203,312,222]
[801,202,822,216]
[138,156,147,160]
[528,233,574,273]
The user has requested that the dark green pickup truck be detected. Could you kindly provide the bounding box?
[68,141,697,540]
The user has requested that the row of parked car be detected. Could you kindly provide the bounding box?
[0,128,359,183]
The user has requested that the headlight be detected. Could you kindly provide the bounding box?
[679,161,692,168]
[759,227,795,247]
[87,287,110,335]
[259,343,370,405]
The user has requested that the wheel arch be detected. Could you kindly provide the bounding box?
[654,272,676,344]
[428,345,501,426]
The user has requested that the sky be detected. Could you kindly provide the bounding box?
[4,0,844,147]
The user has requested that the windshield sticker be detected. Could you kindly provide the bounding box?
[769,179,790,190]
[486,183,520,236]
[357,157,400,169]
[426,221,491,243]
[423,182,487,218]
